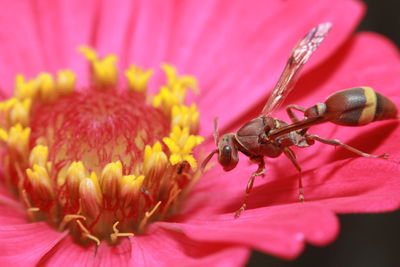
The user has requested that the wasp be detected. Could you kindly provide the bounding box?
[201,22,398,218]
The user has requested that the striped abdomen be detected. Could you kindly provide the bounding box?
[323,87,397,126]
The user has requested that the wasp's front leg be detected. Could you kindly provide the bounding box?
[282,147,305,202]
[235,156,265,218]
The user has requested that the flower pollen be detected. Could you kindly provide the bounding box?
[0,47,204,245]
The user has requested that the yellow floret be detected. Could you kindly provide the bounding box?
[29,145,49,167]
[37,72,57,102]
[161,64,198,92]
[65,161,87,201]
[0,98,31,127]
[79,46,118,89]
[0,128,8,142]
[163,126,204,170]
[171,104,200,134]
[143,141,168,179]
[14,74,39,100]
[125,64,154,93]
[57,70,76,96]
[100,161,123,199]
[7,124,31,157]
[120,174,145,206]
[26,164,54,201]
[152,64,199,118]
[9,98,31,126]
[79,172,103,218]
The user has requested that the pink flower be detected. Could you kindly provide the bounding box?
[0,0,399,266]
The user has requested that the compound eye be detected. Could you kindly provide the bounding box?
[217,134,239,171]
[219,145,232,165]
[221,145,231,156]
[218,144,239,171]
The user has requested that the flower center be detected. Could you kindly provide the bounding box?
[30,90,169,173]
[0,46,204,245]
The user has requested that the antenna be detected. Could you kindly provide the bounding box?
[213,117,219,146]
[201,117,220,171]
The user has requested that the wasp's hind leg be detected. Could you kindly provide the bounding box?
[282,147,305,202]
[286,104,306,123]
[235,157,265,218]
[306,134,388,159]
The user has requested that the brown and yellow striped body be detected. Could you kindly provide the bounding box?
[305,87,397,126]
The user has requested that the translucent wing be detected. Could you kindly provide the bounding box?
[260,22,332,117]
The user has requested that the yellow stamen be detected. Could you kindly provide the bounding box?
[26,165,54,201]
[120,174,144,206]
[152,86,184,117]
[152,64,199,117]
[160,183,181,219]
[66,161,87,201]
[29,145,49,167]
[92,56,118,87]
[78,46,98,61]
[57,70,76,96]
[10,99,31,127]
[163,126,204,170]
[0,128,8,142]
[139,201,162,231]
[100,161,123,199]
[143,142,168,180]
[110,221,134,244]
[37,73,57,103]
[161,63,198,92]
[78,46,118,88]
[14,74,39,100]
[7,124,31,157]
[21,189,40,220]
[171,104,200,134]
[0,98,18,115]
[59,214,86,231]
[125,64,153,93]
[76,219,100,246]
[79,172,103,218]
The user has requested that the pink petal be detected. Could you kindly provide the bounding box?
[39,236,96,267]
[94,238,132,267]
[0,0,100,92]
[0,186,27,225]
[304,158,400,213]
[29,226,248,267]
[130,227,249,266]
[179,160,261,218]
[30,0,100,87]
[75,0,138,83]
[158,204,338,259]
[124,0,176,69]
[232,157,400,212]
[0,1,46,94]
[0,222,67,266]
[0,205,26,226]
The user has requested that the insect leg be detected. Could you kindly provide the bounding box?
[234,157,265,218]
[306,134,388,158]
[283,147,305,202]
[286,104,306,123]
